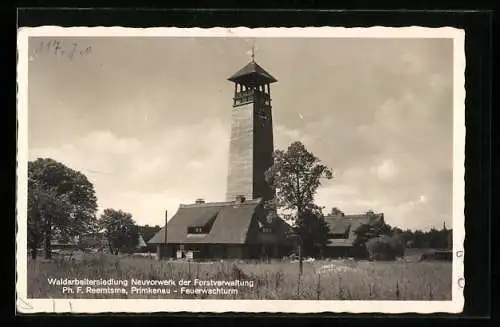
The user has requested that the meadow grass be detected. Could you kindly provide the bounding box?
[27,253,452,300]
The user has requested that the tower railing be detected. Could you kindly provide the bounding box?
[233,89,271,107]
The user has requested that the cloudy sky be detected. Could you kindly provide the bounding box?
[27,35,454,231]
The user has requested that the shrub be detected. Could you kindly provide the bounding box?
[366,235,404,261]
[388,235,406,258]
[420,250,452,261]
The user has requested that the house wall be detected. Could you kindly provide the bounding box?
[226,246,243,259]
[156,244,175,259]
[159,243,291,260]
[208,245,227,258]
[258,233,277,243]
[207,244,245,259]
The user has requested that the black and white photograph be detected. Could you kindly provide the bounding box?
[16,27,465,313]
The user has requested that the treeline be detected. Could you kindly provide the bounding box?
[346,216,452,261]
[383,224,453,250]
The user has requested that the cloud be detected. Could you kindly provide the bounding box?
[79,131,142,155]
[29,119,230,226]
[371,159,399,180]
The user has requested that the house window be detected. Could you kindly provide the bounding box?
[188,227,205,234]
[261,227,272,233]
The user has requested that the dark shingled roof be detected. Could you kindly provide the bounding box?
[191,209,218,227]
[330,220,351,235]
[324,213,384,247]
[228,61,278,84]
[148,198,291,245]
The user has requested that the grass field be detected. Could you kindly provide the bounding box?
[26,252,452,300]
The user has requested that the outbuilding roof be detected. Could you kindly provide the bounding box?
[324,213,384,247]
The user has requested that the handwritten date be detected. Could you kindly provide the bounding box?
[32,40,92,60]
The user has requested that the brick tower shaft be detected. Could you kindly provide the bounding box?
[225,59,277,202]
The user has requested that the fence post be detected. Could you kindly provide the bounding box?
[316,272,321,300]
[296,272,301,298]
[338,276,344,299]
[298,244,303,276]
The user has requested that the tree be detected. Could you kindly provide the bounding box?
[366,236,398,261]
[391,226,404,236]
[294,207,330,258]
[265,141,333,260]
[28,158,98,259]
[28,182,71,259]
[330,207,344,216]
[99,209,139,254]
[352,215,392,258]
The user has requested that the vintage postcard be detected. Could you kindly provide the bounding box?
[16,26,465,314]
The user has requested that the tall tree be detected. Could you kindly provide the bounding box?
[265,141,333,260]
[99,209,139,254]
[28,158,98,259]
[28,182,71,259]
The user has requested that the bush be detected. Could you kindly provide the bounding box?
[388,235,406,258]
[420,250,452,261]
[366,235,405,261]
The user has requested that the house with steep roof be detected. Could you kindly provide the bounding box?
[323,211,385,258]
[148,197,293,260]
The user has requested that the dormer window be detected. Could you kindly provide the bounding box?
[257,219,273,233]
[187,212,218,235]
[260,226,272,233]
[188,226,206,234]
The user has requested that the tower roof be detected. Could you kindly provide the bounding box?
[228,60,278,85]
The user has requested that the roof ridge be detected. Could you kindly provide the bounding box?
[179,198,262,208]
[325,213,383,218]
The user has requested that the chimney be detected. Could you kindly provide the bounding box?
[235,195,246,203]
[164,210,168,244]
[195,198,205,204]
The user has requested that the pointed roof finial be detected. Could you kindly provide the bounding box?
[251,45,255,62]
